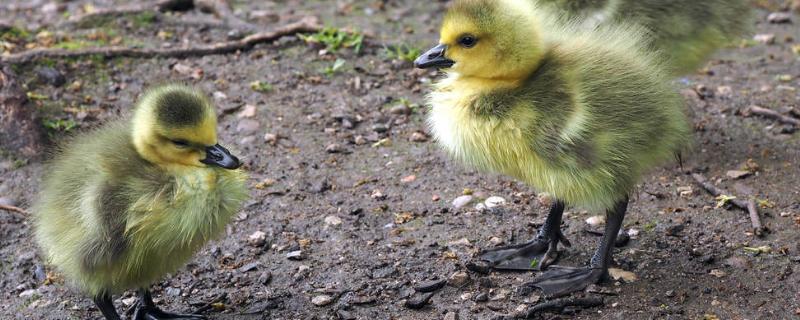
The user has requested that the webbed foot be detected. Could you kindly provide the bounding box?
[480,229,571,270]
[133,289,206,320]
[480,200,569,271]
[526,265,608,298]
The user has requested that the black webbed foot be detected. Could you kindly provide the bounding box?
[480,200,569,271]
[133,289,206,320]
[525,265,608,298]
[480,228,570,270]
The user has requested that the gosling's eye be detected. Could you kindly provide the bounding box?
[171,139,190,148]
[458,35,477,48]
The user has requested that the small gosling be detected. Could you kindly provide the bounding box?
[33,84,248,319]
[416,0,691,297]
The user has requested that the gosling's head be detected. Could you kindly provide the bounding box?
[131,84,241,170]
[415,0,544,80]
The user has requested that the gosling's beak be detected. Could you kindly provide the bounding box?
[415,44,455,69]
[200,144,241,169]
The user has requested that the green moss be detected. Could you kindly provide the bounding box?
[132,12,157,28]
[249,80,273,93]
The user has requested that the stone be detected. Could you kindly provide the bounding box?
[286,250,305,260]
[247,231,267,247]
[753,34,776,45]
[324,215,342,226]
[484,196,506,209]
[586,215,605,226]
[311,295,333,306]
[726,170,751,179]
[767,12,792,23]
[448,271,470,287]
[452,195,474,209]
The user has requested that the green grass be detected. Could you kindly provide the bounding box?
[43,118,78,134]
[0,26,31,42]
[644,220,658,232]
[250,80,273,93]
[321,58,346,77]
[384,44,421,62]
[299,27,364,54]
[132,12,157,28]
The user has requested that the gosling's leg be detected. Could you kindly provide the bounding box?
[133,288,206,320]
[93,292,122,320]
[526,196,629,297]
[480,200,571,270]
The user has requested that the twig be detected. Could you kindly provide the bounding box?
[192,293,227,314]
[742,105,800,126]
[0,204,28,215]
[690,173,765,236]
[0,16,321,64]
[521,297,604,318]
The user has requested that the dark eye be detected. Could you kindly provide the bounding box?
[458,35,477,48]
[171,139,189,148]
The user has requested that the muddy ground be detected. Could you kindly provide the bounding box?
[1,1,799,319]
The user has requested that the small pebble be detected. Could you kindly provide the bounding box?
[36,66,65,87]
[414,279,446,293]
[247,231,267,247]
[324,215,342,226]
[404,292,434,309]
[585,215,605,226]
[448,271,470,287]
[311,295,333,306]
[726,170,751,179]
[452,195,474,209]
[767,12,792,24]
[473,292,489,302]
[489,236,504,246]
[325,143,343,153]
[410,131,428,142]
[484,196,506,209]
[286,250,305,260]
[754,33,776,45]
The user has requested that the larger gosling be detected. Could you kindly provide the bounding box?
[535,0,752,74]
[416,0,691,297]
[33,84,248,319]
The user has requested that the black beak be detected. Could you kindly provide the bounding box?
[200,144,241,169]
[414,44,455,69]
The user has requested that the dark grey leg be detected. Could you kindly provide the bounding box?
[133,288,206,320]
[480,200,571,270]
[93,292,122,320]
[527,196,629,297]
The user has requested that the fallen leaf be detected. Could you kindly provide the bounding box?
[608,268,637,282]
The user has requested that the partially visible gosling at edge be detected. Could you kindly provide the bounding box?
[535,0,753,75]
[416,0,691,297]
[33,84,248,319]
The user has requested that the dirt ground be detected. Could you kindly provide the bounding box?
[1,1,799,319]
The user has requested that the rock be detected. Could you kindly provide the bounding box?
[410,131,428,142]
[212,91,227,101]
[311,295,334,306]
[325,143,343,153]
[767,12,792,24]
[452,195,474,209]
[259,271,272,285]
[665,224,684,236]
[608,268,637,282]
[414,279,446,293]
[354,135,367,145]
[726,170,751,179]
[286,250,305,260]
[165,287,181,296]
[247,231,267,247]
[404,292,434,309]
[715,86,732,99]
[238,262,260,273]
[753,34,776,45]
[121,297,137,307]
[676,186,693,197]
[627,228,640,239]
[401,175,416,183]
[665,290,676,298]
[237,104,257,118]
[236,119,260,134]
[484,196,506,209]
[371,123,389,133]
[444,311,459,320]
[18,289,38,298]
[448,271,470,287]
[389,104,411,115]
[264,133,279,144]
[36,66,65,87]
[709,269,727,278]
[473,292,489,302]
[324,215,342,226]
[585,215,605,226]
[489,236,504,246]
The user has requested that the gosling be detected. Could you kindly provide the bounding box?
[416,0,691,297]
[33,84,248,319]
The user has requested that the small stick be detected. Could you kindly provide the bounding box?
[690,173,765,236]
[742,105,800,126]
[192,293,227,314]
[1,17,321,64]
[522,297,604,318]
[0,204,28,215]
